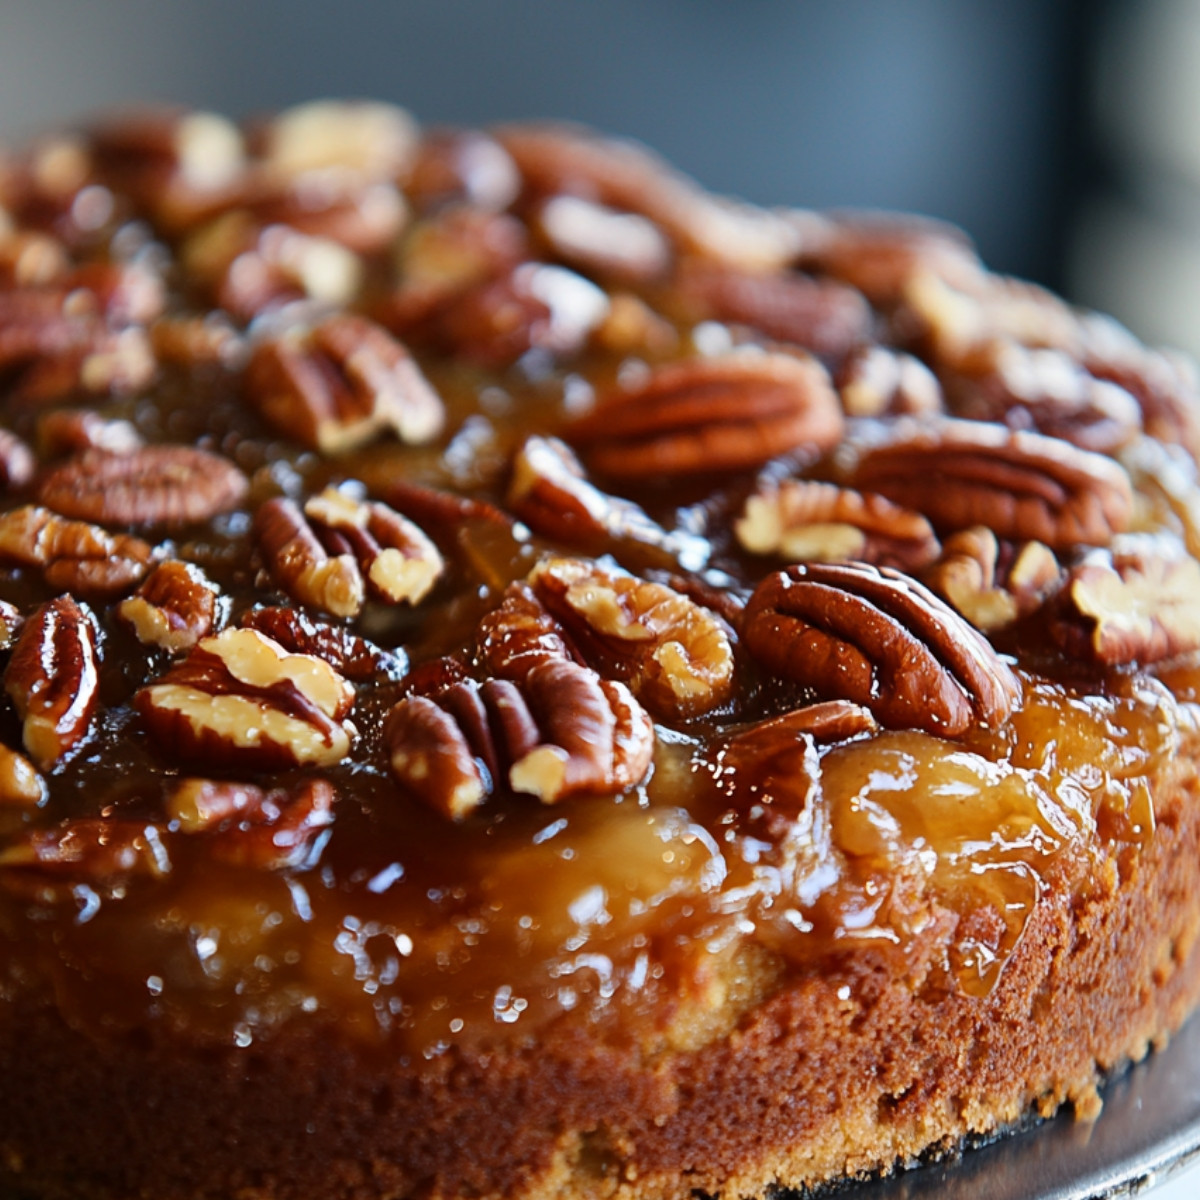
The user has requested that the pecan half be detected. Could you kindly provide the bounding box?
[240,606,404,681]
[743,562,1020,736]
[508,435,708,569]
[529,557,735,720]
[245,312,444,453]
[385,660,654,817]
[735,479,939,572]
[0,817,170,901]
[1049,535,1200,667]
[666,260,872,360]
[848,418,1134,549]
[0,505,152,596]
[1082,316,1200,459]
[4,596,101,768]
[136,627,356,770]
[167,777,335,871]
[922,527,1059,633]
[532,194,672,284]
[303,488,444,607]
[38,446,248,527]
[946,343,1142,455]
[496,122,799,270]
[116,560,221,651]
[568,351,843,479]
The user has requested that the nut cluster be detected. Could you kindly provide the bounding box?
[0,97,1197,915]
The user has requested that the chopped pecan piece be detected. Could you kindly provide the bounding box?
[136,627,356,770]
[0,817,170,901]
[148,312,243,369]
[4,596,101,768]
[0,505,152,597]
[254,496,363,619]
[849,418,1134,549]
[303,488,444,607]
[726,702,879,757]
[405,127,520,213]
[922,527,1059,632]
[35,409,144,458]
[735,479,939,572]
[496,123,799,270]
[259,99,418,182]
[0,291,156,403]
[568,351,843,479]
[797,211,983,305]
[721,702,879,829]
[1050,535,1200,667]
[0,430,35,491]
[245,312,444,453]
[0,229,69,288]
[433,262,609,367]
[385,660,654,817]
[835,344,943,417]
[38,446,248,527]
[529,557,735,720]
[667,260,872,360]
[508,436,708,568]
[167,777,335,871]
[240,606,404,681]
[0,600,23,651]
[116,560,222,651]
[476,583,579,681]
[183,216,363,321]
[743,561,1020,736]
[901,269,1080,368]
[255,491,442,618]
[90,106,246,202]
[0,744,47,809]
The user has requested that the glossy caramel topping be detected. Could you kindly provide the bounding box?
[0,102,1199,1057]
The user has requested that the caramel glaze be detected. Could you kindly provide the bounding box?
[0,348,1192,1063]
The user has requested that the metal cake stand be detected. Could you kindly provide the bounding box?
[842,1011,1200,1200]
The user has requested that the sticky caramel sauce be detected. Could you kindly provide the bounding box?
[0,348,1192,1059]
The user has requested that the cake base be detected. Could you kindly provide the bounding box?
[3,758,1199,1200]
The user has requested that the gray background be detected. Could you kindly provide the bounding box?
[0,0,1091,289]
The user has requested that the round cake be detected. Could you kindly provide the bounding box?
[1,100,1200,1200]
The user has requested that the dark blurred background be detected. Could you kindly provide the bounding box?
[3,0,1198,355]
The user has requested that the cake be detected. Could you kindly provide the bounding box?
[1,100,1200,1200]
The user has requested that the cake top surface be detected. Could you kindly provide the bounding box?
[0,99,1198,1056]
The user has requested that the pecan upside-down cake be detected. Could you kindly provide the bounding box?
[1,100,1200,1200]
